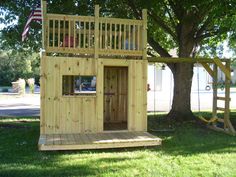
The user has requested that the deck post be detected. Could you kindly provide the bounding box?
[142,9,147,60]
[41,0,47,51]
[94,5,100,59]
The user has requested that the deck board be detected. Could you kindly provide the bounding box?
[38,131,161,151]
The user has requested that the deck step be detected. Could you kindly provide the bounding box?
[38,132,162,151]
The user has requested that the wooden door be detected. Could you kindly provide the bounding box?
[104,67,128,130]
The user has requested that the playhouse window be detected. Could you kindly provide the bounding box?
[62,75,96,95]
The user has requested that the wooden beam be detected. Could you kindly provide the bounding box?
[148,57,230,64]
[201,63,214,78]
[213,58,231,80]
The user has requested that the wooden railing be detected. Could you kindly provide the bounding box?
[42,4,147,58]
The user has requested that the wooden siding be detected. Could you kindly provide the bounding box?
[41,57,147,134]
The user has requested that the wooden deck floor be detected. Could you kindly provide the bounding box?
[38,132,162,151]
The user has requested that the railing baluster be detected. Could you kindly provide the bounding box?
[137,24,140,50]
[47,18,50,48]
[119,23,121,50]
[114,23,117,49]
[128,24,131,50]
[105,21,107,49]
[88,21,91,48]
[58,20,60,48]
[110,23,112,49]
[63,19,65,48]
[83,21,86,48]
[78,21,81,49]
[52,19,55,47]
[133,24,135,50]
[73,19,76,48]
[123,24,126,50]
[68,20,71,48]
[99,21,102,49]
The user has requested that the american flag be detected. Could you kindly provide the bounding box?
[22,3,42,41]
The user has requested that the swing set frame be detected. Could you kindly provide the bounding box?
[148,57,236,136]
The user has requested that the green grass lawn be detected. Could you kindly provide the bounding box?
[0,115,236,177]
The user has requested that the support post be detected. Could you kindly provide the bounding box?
[212,64,218,118]
[142,9,147,60]
[40,0,47,134]
[41,0,47,51]
[94,5,99,59]
[224,61,235,134]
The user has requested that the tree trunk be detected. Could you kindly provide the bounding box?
[166,21,196,121]
[167,63,195,121]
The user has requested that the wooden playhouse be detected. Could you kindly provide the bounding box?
[38,2,161,150]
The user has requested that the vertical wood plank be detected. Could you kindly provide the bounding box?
[73,19,76,48]
[88,21,91,48]
[212,64,218,118]
[97,59,104,132]
[119,23,121,50]
[137,25,140,50]
[78,21,81,49]
[114,24,117,49]
[58,20,60,48]
[40,52,46,134]
[132,24,135,50]
[128,24,131,50]
[105,21,107,49]
[52,19,55,47]
[124,24,126,50]
[110,23,112,49]
[83,22,86,48]
[63,19,66,48]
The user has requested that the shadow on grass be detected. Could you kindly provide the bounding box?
[0,115,236,177]
[148,113,236,156]
[0,120,143,177]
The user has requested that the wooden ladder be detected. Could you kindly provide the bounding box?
[209,59,235,135]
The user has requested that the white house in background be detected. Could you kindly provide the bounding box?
[148,63,235,93]
[232,67,236,84]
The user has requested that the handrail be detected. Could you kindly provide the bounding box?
[42,4,147,58]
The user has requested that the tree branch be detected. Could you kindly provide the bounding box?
[148,10,177,41]
[126,0,142,19]
[148,36,172,57]
[163,1,177,29]
[196,29,221,42]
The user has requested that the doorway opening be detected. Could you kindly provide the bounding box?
[104,66,128,131]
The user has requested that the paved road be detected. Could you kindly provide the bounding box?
[0,94,40,117]
[0,89,236,117]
